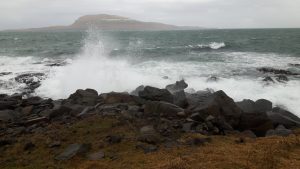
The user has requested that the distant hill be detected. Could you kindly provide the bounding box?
[7,14,201,31]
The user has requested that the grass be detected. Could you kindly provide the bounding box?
[1,115,300,169]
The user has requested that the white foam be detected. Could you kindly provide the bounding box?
[209,42,226,49]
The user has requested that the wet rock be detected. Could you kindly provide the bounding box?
[15,73,45,93]
[173,90,188,108]
[186,90,213,110]
[266,125,292,137]
[22,96,43,106]
[66,89,99,106]
[238,112,273,137]
[276,75,289,82]
[288,63,300,67]
[254,99,272,113]
[144,101,184,119]
[48,141,61,148]
[87,151,105,160]
[0,100,19,110]
[0,72,12,76]
[55,144,91,161]
[267,107,300,128]
[165,80,188,93]
[206,76,219,82]
[106,135,122,144]
[257,67,299,75]
[136,144,158,154]
[21,106,34,115]
[130,85,145,96]
[102,92,138,104]
[262,76,275,83]
[182,122,195,132]
[139,86,174,103]
[42,104,73,119]
[236,99,256,113]
[186,137,212,146]
[187,90,242,128]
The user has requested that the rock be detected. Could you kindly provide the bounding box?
[0,110,19,122]
[267,107,300,128]
[289,63,300,67]
[254,99,272,113]
[165,80,188,93]
[21,106,34,115]
[258,67,299,75]
[138,125,160,145]
[24,142,35,151]
[262,76,275,83]
[136,144,158,154]
[186,137,212,146]
[241,130,257,138]
[67,89,99,106]
[182,122,195,132]
[101,92,138,104]
[187,90,242,128]
[207,76,219,82]
[276,75,289,82]
[0,72,12,76]
[238,112,273,137]
[186,90,213,110]
[236,99,272,113]
[0,139,14,147]
[55,144,91,161]
[236,99,256,113]
[43,105,73,119]
[144,101,184,119]
[15,73,45,93]
[87,151,105,160]
[173,90,188,108]
[0,100,19,110]
[130,85,145,96]
[106,135,122,144]
[22,96,43,106]
[48,141,61,148]
[266,125,292,137]
[139,86,174,103]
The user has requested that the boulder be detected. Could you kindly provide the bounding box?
[187,90,242,128]
[267,107,300,128]
[87,151,105,160]
[236,99,256,113]
[165,80,188,93]
[106,135,122,144]
[136,144,158,154]
[139,86,174,103]
[66,89,99,106]
[138,125,160,145]
[0,110,19,122]
[254,99,272,113]
[266,125,292,137]
[144,101,184,119]
[276,75,289,82]
[101,92,138,104]
[241,130,257,139]
[238,112,273,137]
[173,90,188,108]
[262,76,275,83]
[257,67,299,75]
[55,144,91,161]
[130,85,145,96]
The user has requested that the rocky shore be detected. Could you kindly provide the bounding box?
[1,80,300,168]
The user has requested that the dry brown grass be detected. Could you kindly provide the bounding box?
[1,116,300,169]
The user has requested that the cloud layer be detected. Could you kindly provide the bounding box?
[1,0,299,30]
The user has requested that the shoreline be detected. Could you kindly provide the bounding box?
[1,80,300,168]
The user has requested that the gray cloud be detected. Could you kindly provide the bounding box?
[0,0,299,30]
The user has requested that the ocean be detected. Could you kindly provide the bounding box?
[0,29,300,115]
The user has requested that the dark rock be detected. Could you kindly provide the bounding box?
[0,72,12,76]
[55,144,91,161]
[257,67,299,75]
[21,106,34,115]
[262,76,275,83]
[0,100,19,110]
[139,86,174,103]
[15,73,45,93]
[207,76,219,82]
[130,85,145,96]
[289,63,300,67]
[136,144,158,154]
[165,80,188,93]
[254,99,272,113]
[236,99,256,113]
[22,96,43,106]
[87,151,105,160]
[267,107,300,128]
[138,125,160,145]
[186,90,213,110]
[182,122,195,132]
[173,90,188,108]
[276,75,289,82]
[48,141,61,148]
[0,110,19,122]
[0,139,14,147]
[144,101,184,119]
[67,89,99,106]
[241,130,257,139]
[186,137,212,146]
[238,112,273,137]
[187,90,242,128]
[45,62,67,67]
[266,125,292,137]
[106,135,122,144]
[44,105,73,119]
[24,142,35,151]
[101,92,138,104]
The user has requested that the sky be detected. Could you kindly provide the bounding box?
[1,0,300,30]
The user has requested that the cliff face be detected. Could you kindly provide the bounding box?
[13,14,195,31]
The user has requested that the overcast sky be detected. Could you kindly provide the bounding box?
[1,0,300,30]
